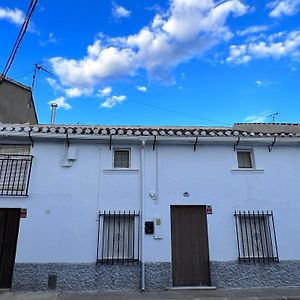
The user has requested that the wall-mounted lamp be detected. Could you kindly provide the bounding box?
[149,192,158,200]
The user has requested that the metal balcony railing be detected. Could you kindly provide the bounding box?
[0,154,34,196]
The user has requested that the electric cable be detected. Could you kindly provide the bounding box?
[127,98,232,126]
[0,0,39,83]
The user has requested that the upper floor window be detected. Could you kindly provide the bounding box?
[113,149,130,168]
[234,210,279,263]
[237,150,253,169]
[0,145,33,196]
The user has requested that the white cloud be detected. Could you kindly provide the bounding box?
[227,30,300,64]
[267,0,300,17]
[50,0,248,87]
[244,111,271,123]
[256,80,263,86]
[40,32,57,47]
[64,87,93,98]
[47,78,93,98]
[0,7,24,25]
[50,45,137,87]
[237,25,270,36]
[136,86,147,92]
[226,45,251,64]
[97,87,112,97]
[113,5,131,18]
[46,78,63,92]
[48,96,71,110]
[101,95,126,108]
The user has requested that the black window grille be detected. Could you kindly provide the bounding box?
[0,154,34,196]
[97,211,140,264]
[234,211,279,263]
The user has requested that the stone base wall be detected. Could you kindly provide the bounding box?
[145,262,172,289]
[13,263,141,291]
[12,262,172,291]
[13,260,300,291]
[210,261,300,288]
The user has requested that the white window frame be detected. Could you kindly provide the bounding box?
[113,148,131,169]
[236,149,255,169]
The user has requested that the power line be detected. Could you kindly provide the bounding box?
[127,98,232,126]
[0,0,39,83]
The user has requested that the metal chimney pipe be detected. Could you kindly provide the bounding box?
[50,103,58,124]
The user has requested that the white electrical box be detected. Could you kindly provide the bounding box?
[67,146,77,160]
[154,217,162,239]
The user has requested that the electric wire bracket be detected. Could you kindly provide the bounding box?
[234,137,240,151]
[194,136,199,152]
[153,135,157,151]
[66,134,70,148]
[28,131,34,148]
[268,137,277,152]
[109,134,112,151]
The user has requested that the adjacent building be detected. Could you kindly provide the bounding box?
[0,123,299,290]
[0,77,38,124]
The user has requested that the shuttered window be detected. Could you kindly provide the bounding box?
[237,150,253,168]
[113,149,130,168]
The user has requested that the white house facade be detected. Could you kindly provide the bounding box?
[0,123,299,290]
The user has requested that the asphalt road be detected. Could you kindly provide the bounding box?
[1,287,300,300]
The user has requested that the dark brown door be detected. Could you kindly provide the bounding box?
[0,208,21,289]
[171,205,210,286]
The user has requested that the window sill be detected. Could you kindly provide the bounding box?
[0,194,28,197]
[103,169,140,175]
[231,169,264,174]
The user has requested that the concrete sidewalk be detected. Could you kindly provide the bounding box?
[1,287,300,300]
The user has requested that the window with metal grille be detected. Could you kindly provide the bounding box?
[113,149,130,168]
[234,211,279,262]
[0,145,33,196]
[97,211,140,264]
[237,150,253,168]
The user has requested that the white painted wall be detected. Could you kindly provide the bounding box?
[0,139,299,264]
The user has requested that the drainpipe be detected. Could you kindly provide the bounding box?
[155,146,159,201]
[140,140,146,291]
[50,103,58,124]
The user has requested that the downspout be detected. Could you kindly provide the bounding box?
[140,140,146,291]
[155,146,159,201]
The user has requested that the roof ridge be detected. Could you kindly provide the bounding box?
[2,76,31,91]
[235,122,300,126]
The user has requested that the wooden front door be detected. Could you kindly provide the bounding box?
[171,205,210,286]
[0,208,21,289]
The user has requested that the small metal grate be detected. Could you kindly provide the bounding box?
[234,210,279,263]
[97,211,140,264]
[0,154,33,196]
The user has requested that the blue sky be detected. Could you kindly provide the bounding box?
[1,0,300,126]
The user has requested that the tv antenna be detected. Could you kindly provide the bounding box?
[31,64,53,92]
[267,112,278,123]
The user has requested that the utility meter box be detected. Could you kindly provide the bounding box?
[154,217,162,239]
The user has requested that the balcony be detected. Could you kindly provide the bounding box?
[0,154,34,196]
